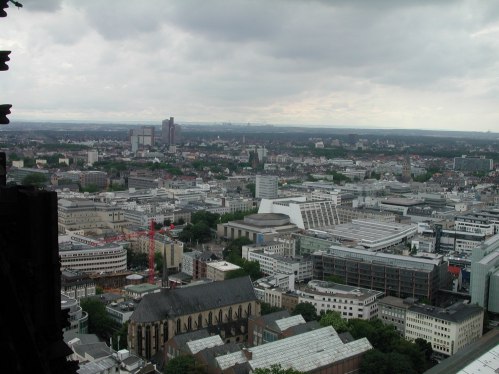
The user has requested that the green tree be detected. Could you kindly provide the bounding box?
[22,173,48,187]
[319,311,348,333]
[80,298,119,341]
[246,183,256,197]
[224,237,253,261]
[291,303,317,322]
[324,275,345,284]
[253,364,304,374]
[164,355,207,374]
[155,251,164,276]
[112,321,129,350]
[260,302,285,315]
[95,286,104,295]
[81,183,100,193]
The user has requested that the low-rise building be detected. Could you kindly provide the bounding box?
[378,296,415,336]
[405,302,483,357]
[205,261,241,281]
[296,280,383,320]
[61,269,96,300]
[248,250,312,282]
[59,241,127,274]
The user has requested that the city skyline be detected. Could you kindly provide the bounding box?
[2,0,499,131]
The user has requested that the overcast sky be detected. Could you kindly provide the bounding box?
[1,0,499,131]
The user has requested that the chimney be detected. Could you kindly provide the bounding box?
[242,348,252,360]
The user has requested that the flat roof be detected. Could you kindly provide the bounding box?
[205,261,241,272]
[125,283,160,293]
[323,219,416,247]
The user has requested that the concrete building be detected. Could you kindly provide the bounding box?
[255,175,278,199]
[248,250,313,282]
[378,296,415,336]
[310,243,449,303]
[242,241,287,260]
[128,277,260,359]
[453,156,493,172]
[61,269,96,300]
[455,215,496,236]
[162,117,175,146]
[59,241,127,274]
[61,293,89,334]
[124,283,161,299]
[129,126,155,153]
[471,234,499,313]
[181,250,220,279]
[135,234,184,274]
[405,302,483,357]
[80,170,108,189]
[87,150,98,166]
[8,167,50,184]
[58,199,128,233]
[217,213,299,242]
[259,197,341,229]
[296,280,383,320]
[205,261,241,281]
[320,219,417,251]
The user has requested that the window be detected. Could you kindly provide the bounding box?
[238,305,242,318]
[198,314,202,328]
[208,312,213,325]
[228,307,233,321]
[247,303,252,317]
[219,309,223,324]
[176,319,181,334]
[188,316,192,331]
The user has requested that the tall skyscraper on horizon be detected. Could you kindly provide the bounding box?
[162,116,175,146]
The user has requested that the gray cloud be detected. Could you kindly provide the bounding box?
[2,0,499,130]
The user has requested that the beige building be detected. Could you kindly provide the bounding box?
[205,261,241,281]
[405,302,483,357]
[134,233,184,273]
[128,277,260,359]
[58,199,128,234]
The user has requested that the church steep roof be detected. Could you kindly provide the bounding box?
[130,276,257,323]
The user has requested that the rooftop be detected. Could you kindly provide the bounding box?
[408,302,483,323]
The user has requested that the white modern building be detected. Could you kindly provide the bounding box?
[259,197,341,229]
[205,261,241,281]
[296,280,383,320]
[405,302,483,357]
[248,250,312,282]
[321,219,417,251]
[256,175,278,199]
[59,240,127,274]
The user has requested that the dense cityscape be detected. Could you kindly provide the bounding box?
[1,119,499,373]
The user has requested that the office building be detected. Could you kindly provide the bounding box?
[319,219,417,251]
[405,302,483,357]
[61,269,96,300]
[58,198,128,233]
[256,175,278,199]
[378,296,415,336]
[87,149,98,166]
[453,156,493,172]
[248,250,313,282]
[470,234,499,313]
[217,212,299,242]
[311,244,449,303]
[162,117,175,146]
[59,240,127,274]
[61,293,89,334]
[205,260,241,281]
[129,126,155,153]
[296,280,383,320]
[80,170,108,189]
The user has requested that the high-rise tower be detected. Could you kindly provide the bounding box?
[162,116,175,146]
